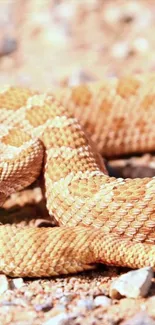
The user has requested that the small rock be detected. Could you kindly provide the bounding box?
[2,297,28,307]
[24,290,34,299]
[104,5,121,24]
[43,312,68,325]
[120,2,141,23]
[11,278,24,289]
[67,69,95,86]
[0,37,17,57]
[59,294,74,305]
[77,298,94,310]
[110,267,153,299]
[121,311,155,325]
[132,38,149,54]
[54,3,75,21]
[111,42,129,58]
[0,274,9,294]
[94,295,112,307]
[35,301,53,312]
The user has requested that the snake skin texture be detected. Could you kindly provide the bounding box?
[0,74,154,277]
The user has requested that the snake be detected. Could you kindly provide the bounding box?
[0,74,154,277]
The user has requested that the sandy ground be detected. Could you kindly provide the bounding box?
[0,1,155,324]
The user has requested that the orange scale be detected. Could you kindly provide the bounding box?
[25,106,51,127]
[1,129,31,147]
[0,87,35,110]
[116,77,141,99]
[99,99,113,113]
[71,85,92,106]
[141,94,155,110]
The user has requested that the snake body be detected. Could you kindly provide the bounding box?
[0,74,154,277]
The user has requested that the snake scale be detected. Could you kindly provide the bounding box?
[0,74,154,277]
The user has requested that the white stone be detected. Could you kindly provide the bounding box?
[94,295,112,307]
[43,312,68,325]
[11,278,24,289]
[0,274,9,294]
[132,38,149,53]
[110,267,153,299]
[111,42,129,58]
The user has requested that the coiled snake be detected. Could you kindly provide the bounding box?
[0,74,154,277]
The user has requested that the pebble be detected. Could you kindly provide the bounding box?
[59,294,74,305]
[0,275,9,294]
[121,2,141,20]
[110,267,153,299]
[44,26,68,47]
[24,290,34,300]
[11,278,25,290]
[0,37,17,56]
[111,42,129,58]
[54,3,75,21]
[77,298,94,310]
[67,69,95,86]
[94,295,112,307]
[43,312,69,325]
[121,311,155,325]
[35,301,53,312]
[104,5,121,25]
[132,38,149,54]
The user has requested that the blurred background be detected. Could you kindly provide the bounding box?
[0,0,155,91]
[0,4,154,323]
